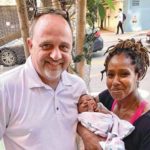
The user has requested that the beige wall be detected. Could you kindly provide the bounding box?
[0,0,16,6]
[104,0,123,32]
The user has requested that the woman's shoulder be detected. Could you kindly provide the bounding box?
[97,89,114,110]
[144,101,150,113]
[134,110,150,129]
[124,111,150,150]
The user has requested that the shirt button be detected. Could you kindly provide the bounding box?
[56,107,59,111]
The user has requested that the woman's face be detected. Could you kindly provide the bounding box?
[106,53,139,101]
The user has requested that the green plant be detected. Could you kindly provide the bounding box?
[87,0,115,29]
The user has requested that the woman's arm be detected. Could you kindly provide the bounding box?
[77,123,104,150]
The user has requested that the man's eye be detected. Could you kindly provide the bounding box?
[60,45,69,52]
[41,44,52,50]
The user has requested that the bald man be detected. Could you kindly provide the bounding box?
[0,10,87,150]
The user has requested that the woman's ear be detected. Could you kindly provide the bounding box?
[137,69,143,81]
[136,72,142,88]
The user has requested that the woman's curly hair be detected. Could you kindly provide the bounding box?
[101,38,150,80]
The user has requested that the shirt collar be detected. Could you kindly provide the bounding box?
[25,57,72,89]
[61,70,72,86]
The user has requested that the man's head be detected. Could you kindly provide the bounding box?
[27,10,73,86]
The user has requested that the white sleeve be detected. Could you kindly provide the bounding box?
[0,82,10,139]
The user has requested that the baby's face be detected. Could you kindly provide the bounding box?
[78,95,97,113]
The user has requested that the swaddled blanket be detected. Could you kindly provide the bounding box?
[78,111,135,150]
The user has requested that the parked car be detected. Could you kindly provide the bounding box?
[92,30,103,52]
[0,39,26,66]
[85,28,103,53]
[146,31,150,44]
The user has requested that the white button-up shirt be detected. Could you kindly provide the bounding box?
[117,12,123,23]
[0,57,87,150]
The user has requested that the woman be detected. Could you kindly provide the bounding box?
[78,39,150,150]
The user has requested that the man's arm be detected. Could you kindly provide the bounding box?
[77,123,103,150]
[0,85,9,139]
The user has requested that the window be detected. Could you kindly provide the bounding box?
[132,0,140,6]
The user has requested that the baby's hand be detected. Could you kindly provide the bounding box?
[88,100,96,112]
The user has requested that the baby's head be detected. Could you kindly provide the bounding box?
[78,94,97,113]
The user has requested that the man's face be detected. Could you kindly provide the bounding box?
[27,14,72,84]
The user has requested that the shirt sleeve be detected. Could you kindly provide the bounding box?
[140,130,150,150]
[138,113,150,150]
[0,82,10,139]
[124,111,150,150]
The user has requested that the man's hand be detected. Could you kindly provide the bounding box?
[77,123,104,150]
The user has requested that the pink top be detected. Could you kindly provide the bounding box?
[111,100,147,124]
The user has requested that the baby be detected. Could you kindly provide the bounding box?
[77,94,110,113]
[77,94,135,150]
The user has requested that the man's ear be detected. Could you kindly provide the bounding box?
[27,37,33,53]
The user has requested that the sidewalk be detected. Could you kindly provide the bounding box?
[101,29,148,36]
[101,29,148,41]
[99,29,150,53]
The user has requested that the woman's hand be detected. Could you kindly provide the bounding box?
[82,133,103,150]
[77,123,104,150]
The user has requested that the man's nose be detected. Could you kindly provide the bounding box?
[50,48,62,60]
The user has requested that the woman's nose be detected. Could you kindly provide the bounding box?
[112,75,120,85]
[50,48,62,60]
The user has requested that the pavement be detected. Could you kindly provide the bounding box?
[101,29,149,47]
[0,65,18,74]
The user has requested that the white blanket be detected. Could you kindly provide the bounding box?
[78,112,135,150]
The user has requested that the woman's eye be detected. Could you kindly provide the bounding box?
[107,73,114,78]
[120,72,130,77]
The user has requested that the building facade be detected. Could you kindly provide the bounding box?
[104,0,150,32]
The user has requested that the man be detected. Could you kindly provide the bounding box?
[116,8,124,34]
[0,9,87,150]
